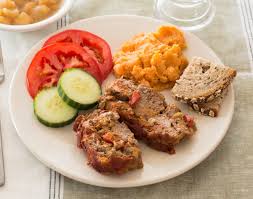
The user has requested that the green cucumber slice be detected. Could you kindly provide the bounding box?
[34,87,78,128]
[58,68,101,110]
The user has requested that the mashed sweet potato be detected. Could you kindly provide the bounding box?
[113,26,188,90]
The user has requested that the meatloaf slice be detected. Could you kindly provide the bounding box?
[142,104,195,153]
[104,78,167,118]
[99,78,196,154]
[73,110,143,174]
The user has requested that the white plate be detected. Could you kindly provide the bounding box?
[9,15,234,188]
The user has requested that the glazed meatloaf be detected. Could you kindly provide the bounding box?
[73,110,143,174]
[99,78,196,154]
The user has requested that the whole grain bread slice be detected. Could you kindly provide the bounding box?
[188,89,228,117]
[172,57,236,104]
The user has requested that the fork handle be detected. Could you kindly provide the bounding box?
[0,120,5,186]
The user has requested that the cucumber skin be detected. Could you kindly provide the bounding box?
[57,84,98,110]
[33,87,78,128]
[34,109,78,128]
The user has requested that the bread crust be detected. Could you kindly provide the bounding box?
[187,88,228,117]
[172,57,236,104]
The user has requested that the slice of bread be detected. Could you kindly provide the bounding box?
[188,89,228,117]
[172,57,236,104]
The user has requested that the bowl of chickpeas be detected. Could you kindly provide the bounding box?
[0,0,73,32]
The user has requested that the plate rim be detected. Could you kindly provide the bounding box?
[9,14,235,188]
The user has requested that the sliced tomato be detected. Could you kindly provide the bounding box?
[26,43,103,98]
[43,29,113,80]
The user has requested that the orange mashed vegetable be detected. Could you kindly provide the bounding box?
[113,26,188,90]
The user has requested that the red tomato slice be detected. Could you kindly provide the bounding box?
[26,43,103,98]
[43,29,113,80]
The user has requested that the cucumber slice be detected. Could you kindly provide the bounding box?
[58,68,101,110]
[34,87,78,128]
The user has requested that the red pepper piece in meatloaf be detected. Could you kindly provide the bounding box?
[73,110,143,174]
[99,78,196,154]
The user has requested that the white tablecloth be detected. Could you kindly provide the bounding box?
[0,23,61,199]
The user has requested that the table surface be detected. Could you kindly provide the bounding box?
[1,0,253,199]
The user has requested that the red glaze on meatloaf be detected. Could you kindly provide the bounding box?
[73,110,143,174]
[99,78,196,154]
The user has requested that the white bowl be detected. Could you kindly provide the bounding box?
[0,0,73,32]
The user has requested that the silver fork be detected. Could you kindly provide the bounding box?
[0,119,4,187]
[0,42,5,83]
[0,41,5,187]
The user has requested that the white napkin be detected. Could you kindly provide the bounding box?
[0,22,63,199]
